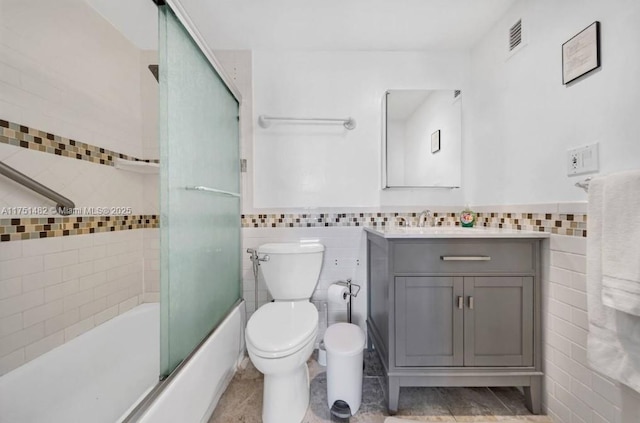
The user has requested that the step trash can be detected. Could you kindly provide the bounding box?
[324,322,366,418]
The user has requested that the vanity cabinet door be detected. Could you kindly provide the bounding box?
[463,277,534,367]
[395,277,464,366]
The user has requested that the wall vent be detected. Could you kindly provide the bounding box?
[509,19,522,51]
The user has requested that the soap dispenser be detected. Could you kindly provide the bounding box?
[459,205,476,228]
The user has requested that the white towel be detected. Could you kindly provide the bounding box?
[601,170,640,316]
[587,176,640,393]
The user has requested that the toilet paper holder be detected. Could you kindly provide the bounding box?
[335,279,360,323]
[335,279,361,299]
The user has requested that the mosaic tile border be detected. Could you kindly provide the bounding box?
[0,215,158,242]
[240,211,588,237]
[0,119,159,167]
[0,211,587,241]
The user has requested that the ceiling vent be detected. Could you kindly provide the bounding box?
[509,19,522,51]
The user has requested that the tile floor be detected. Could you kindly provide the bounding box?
[209,351,553,423]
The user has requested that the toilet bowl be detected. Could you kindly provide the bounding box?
[246,301,318,423]
[245,242,324,423]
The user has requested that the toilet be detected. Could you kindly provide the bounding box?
[245,242,324,423]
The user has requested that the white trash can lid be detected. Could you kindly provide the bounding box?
[324,323,366,356]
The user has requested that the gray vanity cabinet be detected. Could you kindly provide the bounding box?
[395,276,534,368]
[395,276,464,366]
[366,231,544,416]
[463,276,534,367]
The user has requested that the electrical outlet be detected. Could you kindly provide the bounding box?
[569,151,580,172]
[567,143,599,176]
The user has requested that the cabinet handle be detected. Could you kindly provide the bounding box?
[457,296,463,309]
[468,296,474,310]
[440,256,491,261]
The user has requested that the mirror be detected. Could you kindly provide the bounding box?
[383,89,462,188]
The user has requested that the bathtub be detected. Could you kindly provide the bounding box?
[0,303,160,423]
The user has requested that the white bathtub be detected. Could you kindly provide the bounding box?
[0,303,160,423]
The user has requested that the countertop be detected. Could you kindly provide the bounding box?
[364,226,550,239]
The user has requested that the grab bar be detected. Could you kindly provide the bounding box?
[184,186,240,198]
[0,161,75,215]
[258,115,356,130]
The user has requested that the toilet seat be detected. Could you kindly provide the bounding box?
[246,302,318,359]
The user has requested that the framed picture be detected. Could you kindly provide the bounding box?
[431,130,440,153]
[562,21,600,84]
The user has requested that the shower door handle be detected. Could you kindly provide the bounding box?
[185,186,240,198]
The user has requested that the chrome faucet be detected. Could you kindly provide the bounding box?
[418,210,433,227]
[396,216,409,227]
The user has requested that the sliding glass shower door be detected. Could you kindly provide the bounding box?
[158,5,241,377]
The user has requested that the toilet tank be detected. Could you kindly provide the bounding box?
[257,242,325,300]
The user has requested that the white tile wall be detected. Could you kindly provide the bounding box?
[242,227,368,343]
[0,142,149,216]
[543,235,640,423]
[143,228,160,303]
[0,0,143,158]
[140,50,159,160]
[0,229,157,376]
[0,1,160,217]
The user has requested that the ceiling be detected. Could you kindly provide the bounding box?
[178,0,516,51]
[86,0,515,52]
[85,0,158,50]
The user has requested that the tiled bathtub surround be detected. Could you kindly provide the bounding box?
[0,119,159,167]
[0,228,160,376]
[241,211,587,237]
[0,215,159,242]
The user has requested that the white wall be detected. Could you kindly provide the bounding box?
[251,50,468,211]
[465,0,640,206]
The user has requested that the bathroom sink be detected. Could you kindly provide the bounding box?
[397,226,471,234]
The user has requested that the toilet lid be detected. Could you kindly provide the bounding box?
[246,302,318,358]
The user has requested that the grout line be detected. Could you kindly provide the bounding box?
[487,387,515,415]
